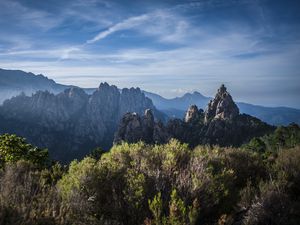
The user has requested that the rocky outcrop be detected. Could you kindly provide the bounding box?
[185,105,198,122]
[114,109,170,144]
[114,112,144,144]
[115,85,275,148]
[204,84,239,123]
[0,83,165,162]
[184,105,204,123]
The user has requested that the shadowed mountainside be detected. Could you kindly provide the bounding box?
[0,83,166,162]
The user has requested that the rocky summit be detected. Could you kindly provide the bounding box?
[114,109,170,145]
[185,105,204,123]
[114,85,275,147]
[204,84,239,123]
[0,83,165,162]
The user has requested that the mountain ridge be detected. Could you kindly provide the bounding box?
[0,68,73,104]
[0,83,165,162]
[1,68,299,125]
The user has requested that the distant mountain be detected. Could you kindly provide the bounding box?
[0,83,166,162]
[237,103,300,126]
[144,91,300,125]
[115,85,275,147]
[143,90,210,111]
[0,68,72,103]
[1,68,299,126]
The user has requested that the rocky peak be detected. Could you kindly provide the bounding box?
[144,109,154,122]
[114,109,169,145]
[218,84,227,94]
[98,82,110,89]
[114,84,274,149]
[114,112,143,144]
[90,82,119,100]
[59,88,88,116]
[204,84,239,123]
[185,105,199,123]
[119,87,155,117]
[64,87,87,99]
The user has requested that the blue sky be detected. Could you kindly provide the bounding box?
[0,0,300,108]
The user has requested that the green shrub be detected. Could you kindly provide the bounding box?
[0,161,67,225]
[1,130,299,225]
[0,134,49,168]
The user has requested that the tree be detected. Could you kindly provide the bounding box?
[0,134,49,168]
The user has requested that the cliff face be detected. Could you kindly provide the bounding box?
[0,83,165,162]
[114,85,275,147]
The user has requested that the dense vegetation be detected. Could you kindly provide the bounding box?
[0,124,300,225]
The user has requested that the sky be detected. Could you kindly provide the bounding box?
[0,0,300,108]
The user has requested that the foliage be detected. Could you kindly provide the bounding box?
[243,123,300,154]
[0,161,68,225]
[0,133,49,168]
[147,190,199,225]
[1,126,300,225]
[89,147,105,160]
[148,192,163,225]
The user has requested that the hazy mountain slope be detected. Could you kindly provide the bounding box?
[144,91,210,110]
[144,91,300,125]
[237,103,300,125]
[0,83,166,162]
[0,68,72,103]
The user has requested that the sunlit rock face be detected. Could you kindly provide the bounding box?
[204,84,239,123]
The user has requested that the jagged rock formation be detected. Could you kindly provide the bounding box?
[114,109,170,144]
[0,83,166,162]
[204,84,239,123]
[115,85,275,147]
[185,105,204,123]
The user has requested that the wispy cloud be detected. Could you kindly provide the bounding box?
[86,13,150,44]
[86,10,190,44]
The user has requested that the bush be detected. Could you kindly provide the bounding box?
[1,131,299,225]
[0,161,67,225]
[0,134,49,168]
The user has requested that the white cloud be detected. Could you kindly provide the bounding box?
[86,13,150,43]
[2,27,299,107]
[86,10,191,44]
